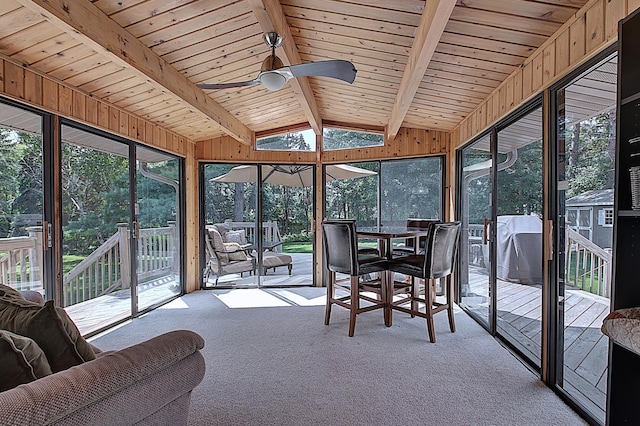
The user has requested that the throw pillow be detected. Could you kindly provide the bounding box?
[0,284,23,299]
[224,242,249,261]
[0,329,52,391]
[224,230,246,245]
[601,307,640,355]
[0,297,96,372]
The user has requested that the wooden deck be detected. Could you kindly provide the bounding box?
[67,253,314,335]
[463,267,608,422]
[204,252,313,288]
[65,276,180,336]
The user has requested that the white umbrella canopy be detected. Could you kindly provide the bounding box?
[210,164,376,187]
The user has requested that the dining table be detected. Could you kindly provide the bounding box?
[356,228,430,327]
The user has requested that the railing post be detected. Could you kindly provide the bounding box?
[25,226,44,292]
[604,248,612,298]
[117,223,131,289]
[168,220,178,277]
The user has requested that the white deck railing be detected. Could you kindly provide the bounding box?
[0,226,44,292]
[222,220,282,252]
[1,223,177,306]
[565,227,612,298]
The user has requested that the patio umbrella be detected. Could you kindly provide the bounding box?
[210,164,376,187]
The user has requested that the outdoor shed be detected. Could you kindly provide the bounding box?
[566,189,614,249]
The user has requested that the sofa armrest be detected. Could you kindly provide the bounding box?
[0,329,206,425]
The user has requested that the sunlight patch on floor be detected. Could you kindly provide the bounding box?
[213,288,326,308]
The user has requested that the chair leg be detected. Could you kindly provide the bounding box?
[446,275,456,333]
[410,277,418,317]
[348,275,359,337]
[325,271,335,326]
[425,279,436,343]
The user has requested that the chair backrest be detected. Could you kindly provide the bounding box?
[322,220,358,275]
[424,221,461,279]
[405,218,440,250]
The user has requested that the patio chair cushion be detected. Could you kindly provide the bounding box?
[208,228,229,263]
[262,252,293,273]
[602,307,640,355]
[225,229,247,245]
[225,242,249,261]
[0,329,52,391]
[0,296,96,372]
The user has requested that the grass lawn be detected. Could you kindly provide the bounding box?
[63,255,85,274]
[282,242,313,253]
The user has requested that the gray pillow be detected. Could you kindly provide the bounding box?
[0,329,52,391]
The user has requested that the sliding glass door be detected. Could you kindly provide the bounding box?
[61,124,183,334]
[0,103,48,296]
[553,54,617,424]
[458,134,492,328]
[457,102,543,370]
[135,146,182,311]
[61,124,132,333]
[495,106,543,366]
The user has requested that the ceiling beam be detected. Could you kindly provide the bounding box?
[248,0,323,135]
[17,0,253,145]
[386,0,457,141]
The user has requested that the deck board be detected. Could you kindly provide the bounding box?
[467,267,609,420]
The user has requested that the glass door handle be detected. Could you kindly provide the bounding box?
[483,218,489,245]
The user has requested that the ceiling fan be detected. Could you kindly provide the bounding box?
[196,32,357,92]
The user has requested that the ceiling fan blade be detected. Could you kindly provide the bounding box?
[196,80,260,90]
[284,60,357,84]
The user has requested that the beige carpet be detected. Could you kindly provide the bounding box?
[90,287,587,426]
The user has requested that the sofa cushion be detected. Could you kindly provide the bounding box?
[0,284,23,299]
[0,297,96,372]
[0,329,52,391]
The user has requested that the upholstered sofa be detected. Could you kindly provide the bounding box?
[0,286,206,425]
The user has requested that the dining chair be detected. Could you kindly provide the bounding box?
[322,220,388,336]
[388,221,461,342]
[393,218,440,256]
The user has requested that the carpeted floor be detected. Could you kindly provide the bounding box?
[90,288,587,426]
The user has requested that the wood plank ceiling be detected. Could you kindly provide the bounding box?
[0,0,590,144]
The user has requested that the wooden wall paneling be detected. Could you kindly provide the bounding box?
[543,43,556,85]
[42,78,58,111]
[492,92,500,122]
[58,85,73,116]
[451,0,634,151]
[513,69,524,106]
[128,116,138,140]
[505,78,515,112]
[86,96,98,126]
[555,29,571,75]
[0,59,4,93]
[72,91,85,121]
[570,13,587,64]
[24,70,42,105]
[97,101,110,130]
[118,111,128,137]
[108,106,119,133]
[606,0,626,40]
[585,0,605,53]
[145,122,154,145]
[4,61,23,99]
[532,53,544,91]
